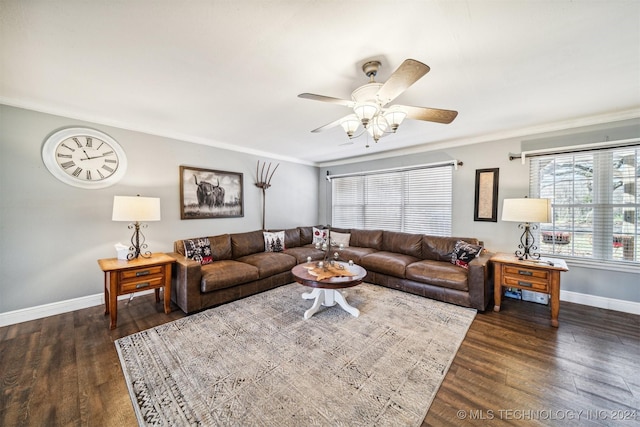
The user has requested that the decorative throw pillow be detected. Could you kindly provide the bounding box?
[330,231,351,247]
[451,240,483,269]
[264,231,285,252]
[312,227,328,245]
[183,237,213,265]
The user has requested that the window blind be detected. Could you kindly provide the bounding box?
[529,145,639,264]
[331,165,452,235]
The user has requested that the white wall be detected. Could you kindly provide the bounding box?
[0,105,319,314]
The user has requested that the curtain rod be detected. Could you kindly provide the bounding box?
[326,159,462,181]
[508,137,640,164]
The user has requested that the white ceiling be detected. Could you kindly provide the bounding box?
[2,1,639,166]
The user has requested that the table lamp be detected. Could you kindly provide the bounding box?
[112,195,161,260]
[501,198,551,260]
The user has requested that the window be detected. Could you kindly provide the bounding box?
[331,165,453,235]
[529,146,639,264]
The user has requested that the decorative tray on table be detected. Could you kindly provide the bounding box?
[304,263,356,281]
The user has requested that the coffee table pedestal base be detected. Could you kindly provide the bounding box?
[301,288,360,319]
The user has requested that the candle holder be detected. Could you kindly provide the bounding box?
[314,231,346,270]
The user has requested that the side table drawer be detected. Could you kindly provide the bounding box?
[503,275,549,292]
[119,276,165,293]
[503,265,549,281]
[119,265,164,281]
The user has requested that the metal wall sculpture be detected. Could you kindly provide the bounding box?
[255,161,279,230]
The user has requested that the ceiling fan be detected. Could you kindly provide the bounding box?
[298,59,458,146]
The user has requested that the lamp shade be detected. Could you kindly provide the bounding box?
[112,196,161,222]
[339,114,360,137]
[501,198,551,223]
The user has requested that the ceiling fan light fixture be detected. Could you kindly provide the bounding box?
[353,102,379,127]
[339,114,361,138]
[383,107,407,132]
[367,115,388,141]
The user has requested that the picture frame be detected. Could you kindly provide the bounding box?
[474,168,499,222]
[180,166,243,219]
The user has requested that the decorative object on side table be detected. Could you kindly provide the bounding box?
[501,197,551,259]
[255,160,279,230]
[112,195,161,260]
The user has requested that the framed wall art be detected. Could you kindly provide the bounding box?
[474,168,499,222]
[180,166,244,219]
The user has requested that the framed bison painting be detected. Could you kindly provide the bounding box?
[180,166,244,219]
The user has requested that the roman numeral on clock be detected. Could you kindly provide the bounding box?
[101,165,115,173]
[72,167,82,177]
[85,137,93,148]
[61,161,76,169]
[86,170,92,180]
[72,137,83,148]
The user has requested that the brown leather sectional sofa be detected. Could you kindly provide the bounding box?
[169,226,493,314]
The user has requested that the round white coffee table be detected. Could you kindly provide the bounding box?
[291,261,367,319]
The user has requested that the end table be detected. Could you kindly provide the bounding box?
[491,253,569,327]
[98,253,174,329]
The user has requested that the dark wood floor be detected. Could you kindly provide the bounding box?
[1,294,638,426]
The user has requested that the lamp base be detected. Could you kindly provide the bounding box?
[515,223,541,260]
[127,222,152,260]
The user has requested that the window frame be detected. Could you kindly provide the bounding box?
[330,163,454,236]
[529,145,639,269]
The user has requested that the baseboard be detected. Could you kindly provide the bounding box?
[1,289,638,327]
[560,290,640,315]
[0,290,155,327]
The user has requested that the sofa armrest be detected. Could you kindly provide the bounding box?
[467,250,494,311]
[169,252,203,314]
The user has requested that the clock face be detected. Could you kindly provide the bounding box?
[42,128,127,189]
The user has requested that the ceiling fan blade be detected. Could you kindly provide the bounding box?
[298,93,354,108]
[402,105,458,124]
[376,59,430,105]
[310,115,349,133]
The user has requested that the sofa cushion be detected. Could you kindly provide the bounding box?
[231,230,266,258]
[183,237,213,265]
[450,240,483,269]
[406,259,469,291]
[312,227,329,245]
[299,225,324,245]
[360,251,420,278]
[422,236,480,261]
[382,231,422,258]
[263,231,285,252]
[329,231,351,247]
[350,229,383,250]
[209,234,233,260]
[200,260,259,292]
[329,227,351,234]
[237,252,297,279]
[284,246,325,263]
[284,228,301,248]
[336,247,377,264]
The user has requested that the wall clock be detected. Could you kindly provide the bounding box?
[42,127,127,189]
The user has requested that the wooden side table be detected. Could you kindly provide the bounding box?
[98,253,174,329]
[491,253,569,327]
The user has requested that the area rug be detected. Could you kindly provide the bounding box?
[115,283,476,426]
